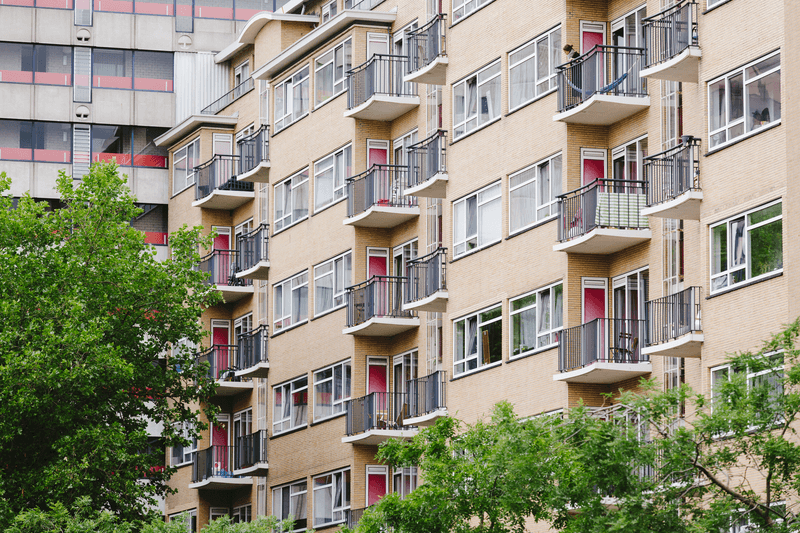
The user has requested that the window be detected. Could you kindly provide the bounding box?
[313,360,351,421]
[314,251,352,316]
[234,61,250,87]
[452,0,491,23]
[510,282,563,358]
[313,469,350,527]
[274,169,309,231]
[273,480,307,531]
[0,120,72,163]
[710,200,782,294]
[711,353,784,412]
[321,0,337,21]
[173,138,199,194]
[661,81,682,151]
[93,49,133,89]
[453,182,501,258]
[453,60,501,139]
[232,505,252,523]
[709,51,781,149]
[314,145,351,211]
[273,271,309,332]
[393,467,417,499]
[508,26,561,110]
[169,509,198,532]
[133,51,174,92]
[612,136,648,181]
[259,80,269,126]
[454,304,502,376]
[170,423,197,467]
[663,219,684,295]
[315,39,351,106]
[275,66,310,132]
[0,43,73,86]
[273,376,308,434]
[509,153,562,233]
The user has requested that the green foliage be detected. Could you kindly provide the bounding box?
[0,165,221,528]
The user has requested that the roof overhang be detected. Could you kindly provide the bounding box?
[154,115,239,147]
[215,12,320,63]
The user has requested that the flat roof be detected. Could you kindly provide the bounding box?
[154,115,239,147]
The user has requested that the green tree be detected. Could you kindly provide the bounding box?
[0,164,220,528]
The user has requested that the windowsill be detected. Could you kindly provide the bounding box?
[271,319,309,337]
[172,460,193,469]
[505,215,557,241]
[93,86,174,94]
[702,0,733,14]
[450,115,502,146]
[310,411,346,426]
[270,424,308,439]
[451,361,502,381]
[311,303,346,321]
[450,239,502,263]
[449,0,498,28]
[272,112,310,138]
[506,343,558,363]
[312,89,346,113]
[505,87,557,118]
[705,120,781,157]
[272,216,309,237]
[313,520,348,530]
[313,195,347,217]
[706,270,783,299]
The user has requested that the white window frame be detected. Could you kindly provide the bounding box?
[235,123,255,145]
[509,152,562,233]
[392,466,417,499]
[313,359,352,422]
[169,509,198,532]
[275,66,310,132]
[508,25,561,111]
[708,51,781,150]
[452,0,491,23]
[453,303,502,377]
[314,144,351,212]
[453,181,501,258]
[259,80,269,126]
[314,38,352,107]
[172,138,199,195]
[233,504,252,523]
[314,251,352,317]
[274,168,309,232]
[313,468,350,527]
[234,60,250,86]
[509,281,563,359]
[321,0,337,21]
[170,422,197,467]
[711,352,784,412]
[709,199,782,295]
[272,480,308,532]
[210,508,229,522]
[273,270,309,332]
[273,375,309,434]
[453,59,501,140]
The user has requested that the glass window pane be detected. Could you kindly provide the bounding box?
[0,43,34,84]
[749,219,782,277]
[93,49,133,89]
[711,224,727,275]
[92,125,132,165]
[0,120,33,161]
[34,45,72,86]
[746,54,780,80]
[33,122,72,163]
[709,79,726,132]
[133,127,169,168]
[746,70,780,132]
[749,203,782,225]
[134,51,174,92]
[728,73,743,122]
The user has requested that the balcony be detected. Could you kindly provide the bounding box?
[345,164,419,228]
[235,325,269,379]
[404,371,447,427]
[189,445,251,490]
[554,179,651,254]
[345,54,420,121]
[404,14,448,85]
[343,276,419,336]
[235,224,269,280]
[406,130,447,198]
[196,345,253,396]
[201,78,255,115]
[404,248,448,313]
[236,125,270,183]
[554,318,651,384]
[233,429,268,476]
[641,0,701,83]
[198,249,254,303]
[192,155,254,210]
[554,45,650,125]
[643,286,703,358]
[642,136,702,220]
[343,391,417,445]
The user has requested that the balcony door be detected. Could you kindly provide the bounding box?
[367,357,388,418]
[393,22,418,94]
[212,319,230,379]
[366,465,388,506]
[212,413,230,474]
[581,149,606,186]
[611,269,648,362]
[582,278,607,366]
[393,240,417,313]
[212,226,232,286]
[580,21,606,54]
[368,139,389,167]
[393,350,417,420]
[580,21,606,91]
[234,313,252,368]
[213,133,233,185]
[233,409,252,470]
[367,248,389,317]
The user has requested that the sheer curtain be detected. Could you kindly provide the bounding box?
[510,167,536,232]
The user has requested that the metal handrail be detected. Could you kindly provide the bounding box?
[644,136,700,207]
[201,77,255,115]
[195,344,239,380]
[234,429,268,470]
[558,318,648,373]
[236,223,269,272]
[407,13,446,74]
[406,370,447,418]
[642,0,698,68]
[407,129,446,189]
[345,275,416,328]
[194,154,253,201]
[237,124,269,175]
[405,247,447,304]
[346,164,417,217]
[236,324,268,370]
[645,286,702,347]
[556,178,648,242]
[345,391,415,435]
[347,54,417,109]
[192,445,241,482]
[198,249,252,287]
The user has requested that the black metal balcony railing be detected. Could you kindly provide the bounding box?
[234,429,268,471]
[198,249,252,287]
[644,136,700,207]
[194,154,254,202]
[556,45,647,112]
[236,324,268,370]
[406,370,447,419]
[645,286,702,347]
[236,223,269,272]
[345,275,416,328]
[346,164,417,218]
[196,344,239,381]
[558,318,648,373]
[201,77,255,115]
[557,178,649,242]
[347,54,417,110]
[192,445,242,482]
[345,391,414,436]
[643,0,698,69]
[237,125,270,176]
[347,508,366,529]
[405,247,447,304]
[407,14,446,74]
[407,129,446,190]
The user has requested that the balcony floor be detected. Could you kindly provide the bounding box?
[236,260,270,280]
[342,428,418,445]
[192,190,254,210]
[553,95,651,126]
[237,161,271,183]
[344,95,420,121]
[188,476,252,491]
[553,228,652,254]
[553,362,652,384]
[344,206,420,228]
[214,380,254,396]
[404,408,447,427]
[343,317,420,336]
[403,56,448,85]
[641,47,701,83]
[641,190,703,220]
[404,290,448,313]
[233,462,269,477]
[643,332,703,358]
[235,362,270,379]
[404,171,448,198]
[217,285,254,303]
